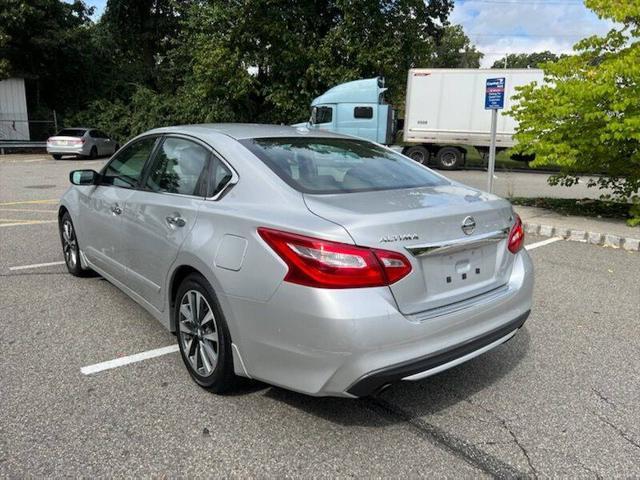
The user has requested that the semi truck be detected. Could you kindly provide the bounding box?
[302,69,544,169]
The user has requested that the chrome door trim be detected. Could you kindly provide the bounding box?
[405,227,510,258]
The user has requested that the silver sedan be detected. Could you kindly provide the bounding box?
[58,124,533,397]
[47,128,119,160]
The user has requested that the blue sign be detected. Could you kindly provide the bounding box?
[485,77,505,110]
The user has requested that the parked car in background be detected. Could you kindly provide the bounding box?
[47,128,119,160]
[59,124,533,397]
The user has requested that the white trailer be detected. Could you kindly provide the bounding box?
[402,68,543,168]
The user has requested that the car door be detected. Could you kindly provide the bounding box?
[120,136,213,311]
[80,136,159,283]
[97,130,115,155]
[87,130,102,155]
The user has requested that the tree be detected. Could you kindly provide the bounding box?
[510,0,640,224]
[0,0,95,114]
[491,51,562,69]
[433,25,483,69]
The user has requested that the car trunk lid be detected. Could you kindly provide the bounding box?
[304,184,516,315]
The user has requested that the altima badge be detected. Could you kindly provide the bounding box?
[461,216,476,235]
[379,233,419,243]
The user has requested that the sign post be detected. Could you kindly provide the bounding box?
[485,77,505,193]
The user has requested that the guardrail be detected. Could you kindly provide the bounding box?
[0,141,47,154]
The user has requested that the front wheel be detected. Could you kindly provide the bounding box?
[175,274,236,393]
[52,154,62,160]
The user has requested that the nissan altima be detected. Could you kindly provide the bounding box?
[59,124,533,397]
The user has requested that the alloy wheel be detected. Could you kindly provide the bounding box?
[178,290,219,377]
[62,219,78,268]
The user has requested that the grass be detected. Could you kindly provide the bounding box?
[510,197,634,222]
[462,146,559,171]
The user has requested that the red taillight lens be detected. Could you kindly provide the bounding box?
[508,214,525,253]
[257,227,412,289]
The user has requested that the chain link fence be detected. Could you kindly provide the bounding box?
[0,112,58,142]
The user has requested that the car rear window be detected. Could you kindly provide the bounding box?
[56,129,86,137]
[240,137,447,194]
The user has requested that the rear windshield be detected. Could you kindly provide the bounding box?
[56,129,86,137]
[241,137,447,194]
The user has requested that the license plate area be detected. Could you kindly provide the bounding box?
[422,244,497,298]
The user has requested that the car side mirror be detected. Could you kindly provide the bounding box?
[70,169,99,185]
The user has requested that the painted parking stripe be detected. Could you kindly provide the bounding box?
[9,261,65,271]
[0,199,58,206]
[81,345,179,375]
[525,237,563,251]
[0,220,57,228]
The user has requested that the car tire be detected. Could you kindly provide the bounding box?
[175,273,236,393]
[435,147,464,170]
[52,154,62,160]
[89,146,98,159]
[404,146,429,164]
[59,212,92,277]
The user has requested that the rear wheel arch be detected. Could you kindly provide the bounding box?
[170,265,201,327]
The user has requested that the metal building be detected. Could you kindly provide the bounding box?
[0,78,30,140]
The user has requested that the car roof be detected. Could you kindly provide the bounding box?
[147,123,354,140]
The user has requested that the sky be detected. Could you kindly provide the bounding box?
[82,0,614,68]
[451,0,615,67]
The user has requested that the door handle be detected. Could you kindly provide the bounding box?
[166,215,186,228]
[111,204,122,215]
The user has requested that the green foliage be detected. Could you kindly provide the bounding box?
[0,0,94,112]
[510,0,640,224]
[66,0,465,132]
[434,25,483,69]
[491,51,562,69]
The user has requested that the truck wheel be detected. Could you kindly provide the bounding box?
[435,147,464,170]
[404,146,429,164]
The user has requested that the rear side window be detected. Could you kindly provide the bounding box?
[102,137,157,188]
[145,137,209,196]
[209,156,233,196]
[241,137,447,194]
[354,106,373,119]
[56,129,86,137]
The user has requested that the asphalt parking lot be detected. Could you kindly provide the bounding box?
[1,154,639,478]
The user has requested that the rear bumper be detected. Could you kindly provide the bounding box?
[225,249,534,397]
[346,310,529,397]
[47,145,88,155]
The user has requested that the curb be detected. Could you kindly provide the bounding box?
[523,222,640,252]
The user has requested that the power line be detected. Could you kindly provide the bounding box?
[459,0,585,5]
[468,32,588,37]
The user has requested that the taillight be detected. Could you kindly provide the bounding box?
[507,214,525,253]
[71,138,84,145]
[257,227,412,289]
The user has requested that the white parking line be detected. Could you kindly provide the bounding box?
[525,237,563,251]
[9,261,65,271]
[80,344,179,375]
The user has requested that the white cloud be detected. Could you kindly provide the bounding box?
[451,0,616,67]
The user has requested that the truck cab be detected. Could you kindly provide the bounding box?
[305,77,395,145]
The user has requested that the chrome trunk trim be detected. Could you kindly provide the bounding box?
[404,228,510,258]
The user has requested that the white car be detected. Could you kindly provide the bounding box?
[47,128,119,160]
